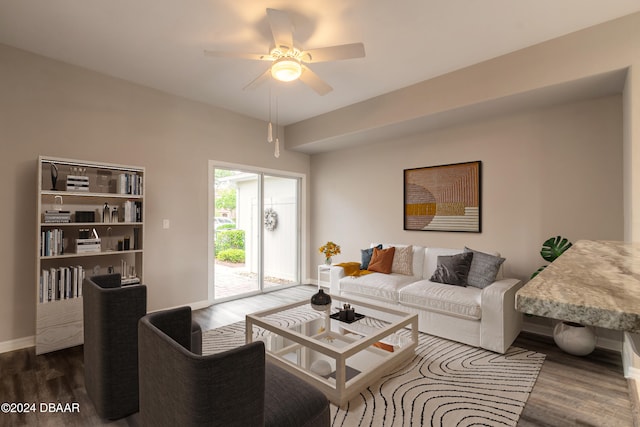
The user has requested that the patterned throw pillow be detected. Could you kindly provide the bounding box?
[360,244,383,270]
[391,245,413,275]
[367,247,396,274]
[429,252,474,287]
[464,247,505,289]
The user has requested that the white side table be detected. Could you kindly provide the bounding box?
[317,264,332,289]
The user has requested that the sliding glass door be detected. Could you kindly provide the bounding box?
[211,166,300,301]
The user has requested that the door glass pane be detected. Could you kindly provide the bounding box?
[263,175,299,290]
[214,169,259,299]
[212,167,300,301]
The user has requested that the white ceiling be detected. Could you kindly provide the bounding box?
[1,0,639,126]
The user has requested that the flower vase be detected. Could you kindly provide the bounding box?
[325,257,332,265]
[310,289,332,311]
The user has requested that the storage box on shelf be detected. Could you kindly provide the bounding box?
[36,156,145,354]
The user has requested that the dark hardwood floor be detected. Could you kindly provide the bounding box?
[0,285,636,426]
[515,332,635,427]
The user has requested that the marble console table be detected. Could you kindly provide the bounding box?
[516,240,640,332]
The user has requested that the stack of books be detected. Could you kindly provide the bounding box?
[44,210,71,223]
[76,238,101,254]
[66,175,89,191]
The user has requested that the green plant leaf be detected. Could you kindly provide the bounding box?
[530,266,547,279]
[540,236,572,263]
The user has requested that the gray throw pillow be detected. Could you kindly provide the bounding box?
[361,244,382,270]
[430,252,474,287]
[464,247,505,289]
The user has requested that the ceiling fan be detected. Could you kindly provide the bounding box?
[204,8,365,95]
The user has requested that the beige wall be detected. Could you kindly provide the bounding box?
[293,12,640,247]
[1,12,638,349]
[0,43,310,346]
[310,95,623,280]
[624,65,640,242]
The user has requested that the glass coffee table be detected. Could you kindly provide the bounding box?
[246,295,418,406]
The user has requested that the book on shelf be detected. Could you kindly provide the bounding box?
[76,238,101,254]
[118,173,143,195]
[123,200,143,223]
[66,175,90,191]
[41,229,64,257]
[44,210,71,223]
[133,228,140,250]
[39,265,84,303]
[121,277,141,286]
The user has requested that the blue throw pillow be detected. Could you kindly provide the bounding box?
[361,244,383,270]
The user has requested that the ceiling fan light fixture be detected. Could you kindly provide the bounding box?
[271,57,302,82]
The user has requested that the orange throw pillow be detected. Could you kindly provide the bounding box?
[367,246,395,274]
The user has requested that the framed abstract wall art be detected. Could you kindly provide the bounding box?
[404,161,481,232]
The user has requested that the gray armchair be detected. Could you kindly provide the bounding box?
[83,274,202,420]
[83,273,146,419]
[139,306,330,427]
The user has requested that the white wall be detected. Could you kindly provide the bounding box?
[0,43,310,347]
[310,95,623,280]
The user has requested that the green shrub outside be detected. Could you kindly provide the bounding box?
[216,229,244,251]
[215,229,245,261]
[216,248,245,263]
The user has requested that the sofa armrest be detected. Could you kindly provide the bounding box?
[329,266,345,295]
[480,278,524,353]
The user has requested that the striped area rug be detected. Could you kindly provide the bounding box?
[202,310,544,427]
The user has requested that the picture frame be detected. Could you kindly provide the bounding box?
[404,161,481,232]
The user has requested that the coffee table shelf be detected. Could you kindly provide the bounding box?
[246,295,418,406]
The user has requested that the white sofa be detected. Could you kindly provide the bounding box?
[328,244,524,354]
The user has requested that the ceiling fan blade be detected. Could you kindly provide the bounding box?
[302,42,365,63]
[299,65,332,96]
[266,8,293,50]
[204,50,272,61]
[243,68,272,91]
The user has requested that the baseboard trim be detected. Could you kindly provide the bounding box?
[0,335,35,354]
[148,299,212,313]
[522,322,622,352]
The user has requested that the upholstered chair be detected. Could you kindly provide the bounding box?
[138,306,330,427]
[83,274,203,420]
[83,273,147,419]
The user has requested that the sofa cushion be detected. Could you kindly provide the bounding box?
[339,273,416,303]
[398,280,482,320]
[379,244,425,280]
[368,247,395,274]
[464,247,505,289]
[422,248,464,279]
[360,244,382,269]
[391,245,413,275]
[429,252,473,287]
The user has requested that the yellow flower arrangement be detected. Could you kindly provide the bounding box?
[319,241,341,264]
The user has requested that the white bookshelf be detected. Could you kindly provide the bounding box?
[36,156,145,354]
